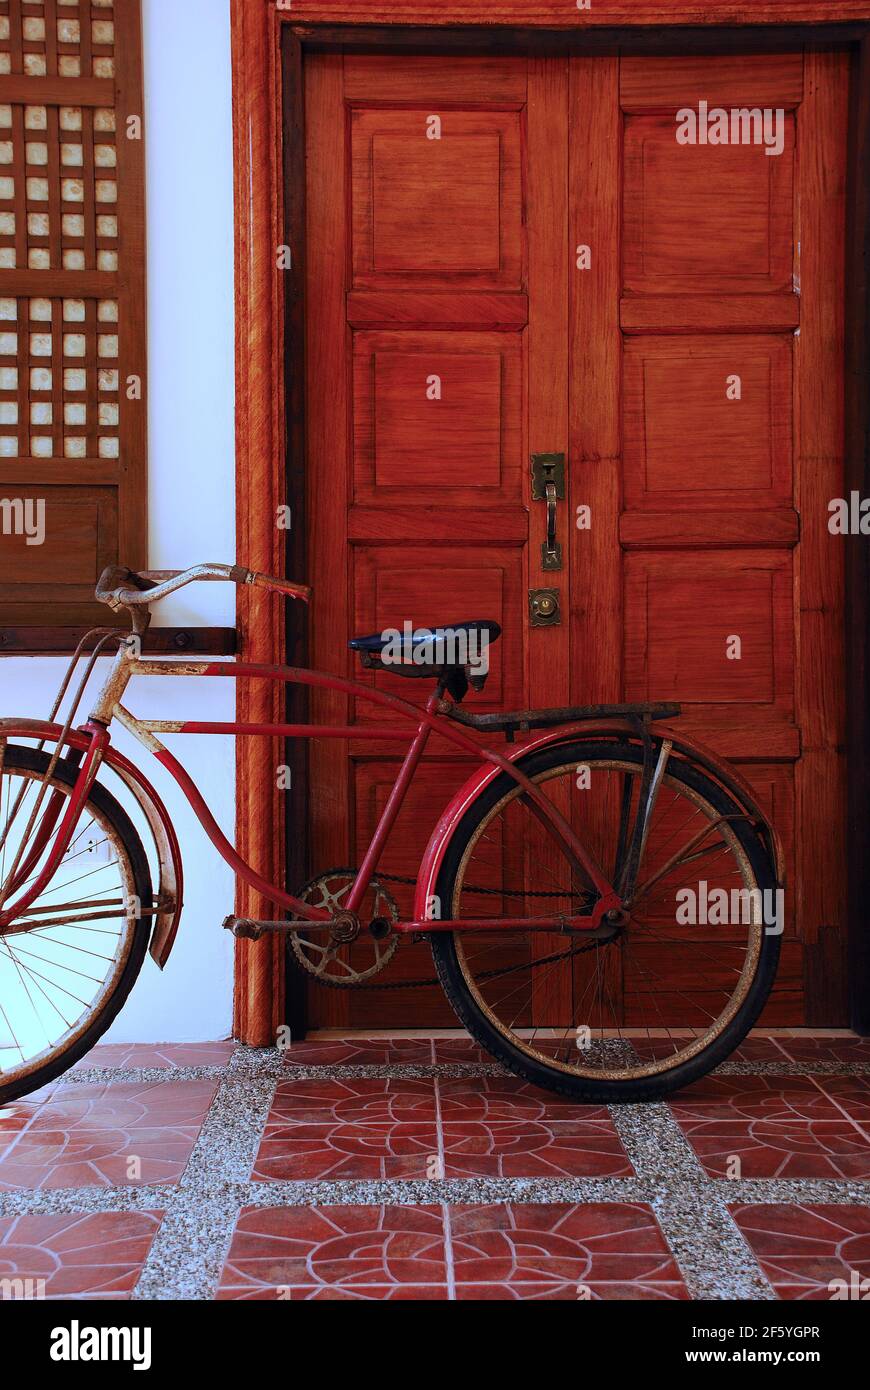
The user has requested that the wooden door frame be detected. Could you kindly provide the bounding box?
[230,1,870,1045]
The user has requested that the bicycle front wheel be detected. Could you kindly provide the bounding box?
[0,744,152,1103]
[430,738,780,1102]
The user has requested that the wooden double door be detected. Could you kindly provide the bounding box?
[302,48,848,1029]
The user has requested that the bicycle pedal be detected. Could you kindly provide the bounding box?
[222,915,305,940]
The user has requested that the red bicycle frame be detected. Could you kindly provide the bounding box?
[0,650,623,937]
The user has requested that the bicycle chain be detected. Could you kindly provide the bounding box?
[288,870,606,992]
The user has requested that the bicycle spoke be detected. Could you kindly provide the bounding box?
[0,759,139,1092]
[448,752,769,1085]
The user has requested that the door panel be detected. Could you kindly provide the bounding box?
[351,109,524,287]
[611,50,847,1024]
[352,330,524,504]
[624,335,793,510]
[623,115,794,295]
[304,53,559,1027]
[352,545,524,721]
[302,47,848,1030]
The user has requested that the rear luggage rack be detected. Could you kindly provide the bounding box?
[446,701,681,739]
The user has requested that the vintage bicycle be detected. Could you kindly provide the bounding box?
[0,562,783,1105]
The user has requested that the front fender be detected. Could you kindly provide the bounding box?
[0,719,183,968]
[413,720,785,920]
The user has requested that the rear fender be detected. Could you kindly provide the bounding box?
[0,719,183,967]
[413,719,784,920]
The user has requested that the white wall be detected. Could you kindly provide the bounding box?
[0,0,237,1042]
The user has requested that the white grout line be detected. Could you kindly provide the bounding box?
[442,1203,457,1302]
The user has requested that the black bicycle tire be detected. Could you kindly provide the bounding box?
[0,744,153,1104]
[429,738,781,1103]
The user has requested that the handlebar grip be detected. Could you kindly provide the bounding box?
[236,567,311,603]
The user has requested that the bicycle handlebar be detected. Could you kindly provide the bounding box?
[95,563,311,612]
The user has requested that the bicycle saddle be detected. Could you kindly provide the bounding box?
[349,620,502,701]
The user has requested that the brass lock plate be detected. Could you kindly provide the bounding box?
[530,453,566,501]
[529,588,561,626]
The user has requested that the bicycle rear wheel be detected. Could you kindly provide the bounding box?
[430,738,780,1102]
[0,743,152,1103]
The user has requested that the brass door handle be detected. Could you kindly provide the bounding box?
[531,453,565,572]
[543,482,561,570]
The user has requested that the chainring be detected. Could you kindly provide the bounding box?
[288,868,400,987]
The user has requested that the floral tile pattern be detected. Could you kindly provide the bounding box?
[431,1038,492,1064]
[440,1121,632,1179]
[71,1042,235,1071]
[776,1036,870,1067]
[280,1038,435,1068]
[448,1202,687,1300]
[0,1085,56,1136]
[252,1076,633,1182]
[216,1202,688,1301]
[670,1074,848,1122]
[670,1075,870,1179]
[253,1079,438,1181]
[815,1075,870,1124]
[730,1204,870,1300]
[667,1067,867,1178]
[216,1204,448,1299]
[674,1120,870,1180]
[437,1075,611,1120]
[0,1211,164,1299]
[0,1080,218,1190]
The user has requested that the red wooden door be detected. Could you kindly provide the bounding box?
[302,49,848,1029]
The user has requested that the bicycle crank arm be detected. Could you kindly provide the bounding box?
[223,915,327,940]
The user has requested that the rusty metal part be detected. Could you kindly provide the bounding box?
[95,562,310,612]
[288,870,400,987]
[327,909,361,944]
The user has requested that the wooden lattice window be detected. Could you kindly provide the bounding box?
[0,0,144,633]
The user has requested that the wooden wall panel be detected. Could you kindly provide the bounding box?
[619,53,804,111]
[0,0,145,628]
[352,544,523,719]
[351,108,523,290]
[232,9,861,1046]
[569,56,621,708]
[625,550,795,720]
[305,51,544,1028]
[794,50,849,1020]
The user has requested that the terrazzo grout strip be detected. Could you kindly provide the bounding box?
[609,1103,776,1300]
[61,1057,870,1087]
[131,1049,282,1299]
[4,1172,868,1222]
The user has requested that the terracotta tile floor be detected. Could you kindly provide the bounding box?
[253,1076,632,1182]
[729,1203,870,1300]
[0,1211,164,1299]
[0,1030,867,1300]
[216,1201,687,1301]
[669,1074,870,1180]
[0,1078,219,1191]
